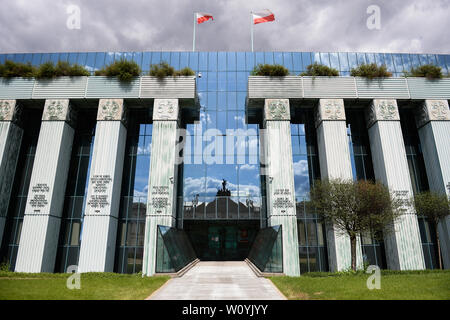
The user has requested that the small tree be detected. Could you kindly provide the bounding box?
[310,179,404,271]
[413,191,450,269]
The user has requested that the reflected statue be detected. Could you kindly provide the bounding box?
[216,179,231,197]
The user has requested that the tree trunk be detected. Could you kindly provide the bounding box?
[350,235,357,271]
[435,222,442,270]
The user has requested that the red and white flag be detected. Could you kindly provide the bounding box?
[196,12,214,24]
[252,9,275,24]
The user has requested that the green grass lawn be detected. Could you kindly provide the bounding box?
[0,271,170,300]
[270,270,450,300]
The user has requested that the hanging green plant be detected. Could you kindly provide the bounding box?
[34,61,90,78]
[54,61,90,77]
[250,64,289,76]
[406,64,443,79]
[350,63,392,79]
[149,62,176,79]
[175,67,196,77]
[149,62,195,79]
[95,59,141,82]
[0,60,37,78]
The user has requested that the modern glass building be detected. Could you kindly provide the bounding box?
[0,51,449,276]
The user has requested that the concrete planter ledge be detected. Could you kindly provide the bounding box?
[248,76,450,100]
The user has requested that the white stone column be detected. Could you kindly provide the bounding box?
[261,99,300,276]
[143,99,180,276]
[366,99,425,270]
[415,100,450,269]
[78,99,127,272]
[315,99,363,271]
[0,100,23,245]
[15,99,76,272]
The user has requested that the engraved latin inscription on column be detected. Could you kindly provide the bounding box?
[151,186,170,214]
[273,188,294,214]
[393,190,410,208]
[87,175,112,212]
[29,183,50,213]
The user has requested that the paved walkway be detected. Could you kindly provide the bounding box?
[147,261,286,300]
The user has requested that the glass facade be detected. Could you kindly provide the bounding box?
[115,110,152,274]
[2,51,448,77]
[291,109,327,273]
[155,225,196,273]
[55,109,97,273]
[0,108,42,270]
[346,108,386,269]
[1,51,449,273]
[400,108,438,269]
[247,225,283,273]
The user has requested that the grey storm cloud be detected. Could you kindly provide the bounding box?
[0,0,449,53]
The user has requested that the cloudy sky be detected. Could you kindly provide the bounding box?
[0,0,449,54]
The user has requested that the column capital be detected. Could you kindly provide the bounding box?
[42,99,77,127]
[97,98,127,123]
[416,99,450,128]
[152,99,179,121]
[264,99,290,122]
[0,100,22,124]
[366,99,400,128]
[314,99,345,128]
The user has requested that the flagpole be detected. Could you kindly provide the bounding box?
[193,13,196,52]
[250,12,254,52]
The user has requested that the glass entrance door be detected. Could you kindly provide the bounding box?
[207,225,238,260]
[184,220,258,261]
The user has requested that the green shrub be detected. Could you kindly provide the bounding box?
[251,64,289,76]
[54,61,90,77]
[350,63,392,79]
[175,67,195,76]
[149,62,195,79]
[0,261,11,272]
[35,61,56,78]
[300,63,339,76]
[34,61,90,78]
[0,60,36,78]
[65,63,90,76]
[149,62,176,79]
[95,59,141,81]
[407,64,443,79]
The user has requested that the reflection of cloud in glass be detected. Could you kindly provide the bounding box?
[234,115,245,127]
[240,164,256,171]
[200,112,212,125]
[293,159,308,176]
[137,142,151,155]
[133,185,148,203]
[293,159,311,198]
[299,124,305,134]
